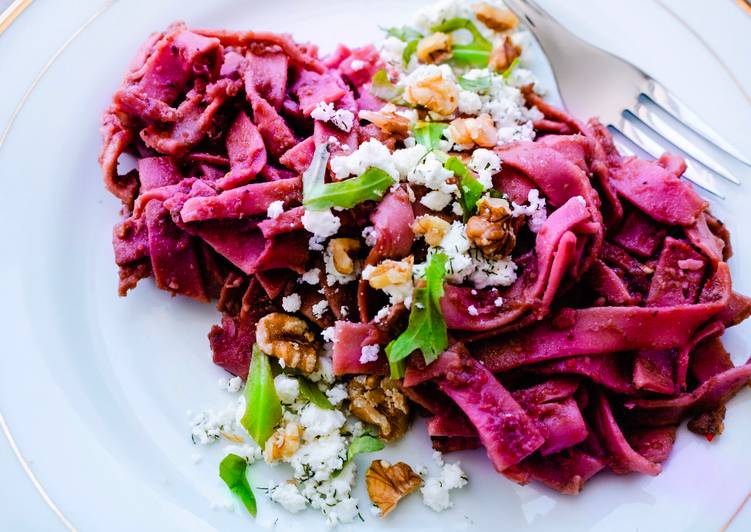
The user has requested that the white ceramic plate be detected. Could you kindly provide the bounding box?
[1,1,750,530]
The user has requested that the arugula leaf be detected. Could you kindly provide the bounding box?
[333,434,385,477]
[241,345,282,447]
[451,45,491,67]
[385,253,449,378]
[413,122,448,151]
[502,57,520,79]
[369,69,404,102]
[219,454,257,517]
[297,376,334,410]
[302,142,330,199]
[445,156,484,221]
[431,18,492,50]
[402,39,420,64]
[304,167,395,211]
[457,74,492,92]
[383,26,423,42]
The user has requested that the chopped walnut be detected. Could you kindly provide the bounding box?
[416,32,453,64]
[489,36,522,72]
[256,313,318,373]
[687,405,726,437]
[264,422,301,463]
[365,256,414,290]
[366,460,423,517]
[466,196,516,258]
[404,71,458,115]
[472,2,519,31]
[412,215,450,247]
[359,104,411,139]
[448,113,497,148]
[328,237,361,275]
[347,375,410,441]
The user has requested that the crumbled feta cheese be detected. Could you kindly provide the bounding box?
[467,305,479,316]
[309,355,335,384]
[393,145,429,179]
[302,209,341,240]
[362,226,378,247]
[270,482,308,513]
[300,404,346,439]
[325,383,348,406]
[267,200,284,219]
[407,152,457,194]
[190,399,244,445]
[458,89,483,115]
[290,431,347,481]
[310,102,355,132]
[451,201,463,216]
[311,101,336,121]
[511,188,547,233]
[331,109,354,132]
[359,344,380,364]
[301,267,321,284]
[340,305,349,317]
[373,306,390,323]
[350,59,365,71]
[379,36,407,67]
[362,263,414,307]
[469,255,518,289]
[282,293,302,313]
[226,376,243,393]
[420,190,453,211]
[421,460,468,512]
[330,139,398,180]
[223,443,263,464]
[469,148,501,190]
[311,299,329,319]
[494,297,504,307]
[274,374,300,404]
[321,326,337,343]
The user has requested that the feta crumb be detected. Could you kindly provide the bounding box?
[301,267,321,284]
[469,148,501,190]
[300,404,347,439]
[494,297,504,307]
[420,190,453,211]
[362,226,378,247]
[302,209,341,240]
[407,152,456,194]
[331,109,355,132]
[282,293,302,313]
[321,326,337,343]
[311,299,329,319]
[340,305,349,317]
[270,482,308,513]
[350,59,365,71]
[274,374,300,404]
[393,145,429,179]
[330,138,398,180]
[373,306,390,323]
[311,101,336,122]
[467,305,479,316]
[458,89,483,115]
[266,200,284,219]
[379,36,407,67]
[325,383,348,406]
[224,376,243,393]
[359,344,380,364]
[309,355,335,384]
[511,189,547,233]
[421,459,468,512]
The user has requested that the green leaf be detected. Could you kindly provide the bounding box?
[369,69,404,102]
[219,454,257,517]
[451,45,490,67]
[502,57,520,79]
[241,345,283,447]
[413,122,448,151]
[297,376,334,410]
[402,39,420,64]
[457,74,492,92]
[347,434,385,461]
[383,26,423,42]
[445,156,484,221]
[431,18,492,50]
[302,142,330,199]
[304,167,395,211]
[385,253,449,378]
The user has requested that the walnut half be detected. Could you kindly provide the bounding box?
[366,460,423,517]
[416,32,453,64]
[359,104,411,139]
[329,237,361,275]
[264,422,301,463]
[412,215,450,247]
[489,36,521,72]
[347,375,410,442]
[471,2,519,32]
[256,313,318,373]
[447,114,498,148]
[466,196,516,258]
[403,71,458,116]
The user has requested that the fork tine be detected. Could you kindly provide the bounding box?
[632,97,740,185]
[614,119,725,199]
[644,79,751,167]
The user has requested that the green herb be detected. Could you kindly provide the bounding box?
[383,26,423,42]
[241,345,282,447]
[445,156,484,221]
[304,167,395,211]
[219,454,257,517]
[502,57,520,79]
[369,69,404,102]
[457,74,492,92]
[385,253,449,378]
[451,45,491,67]
[413,122,448,151]
[431,18,492,50]
[333,434,385,477]
[402,39,420,64]
[297,376,334,410]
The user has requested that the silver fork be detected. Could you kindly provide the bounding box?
[504,0,750,199]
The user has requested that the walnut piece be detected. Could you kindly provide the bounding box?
[359,104,411,139]
[329,237,361,275]
[264,422,301,463]
[489,36,522,72]
[466,196,516,258]
[404,71,458,115]
[366,460,423,517]
[347,375,410,441]
[256,313,318,373]
[365,256,414,290]
[447,113,497,148]
[412,215,450,247]
[472,2,519,31]
[416,32,453,64]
